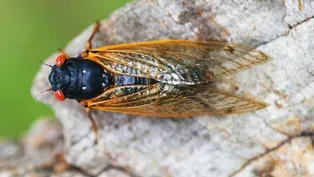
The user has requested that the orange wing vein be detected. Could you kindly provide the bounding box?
[84,83,267,117]
[87,40,271,85]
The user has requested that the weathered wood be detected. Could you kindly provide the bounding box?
[23,0,314,176]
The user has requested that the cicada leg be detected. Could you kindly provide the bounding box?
[85,107,99,144]
[86,21,100,51]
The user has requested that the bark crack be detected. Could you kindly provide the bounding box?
[68,165,95,177]
[254,113,291,137]
[229,131,314,177]
[95,164,140,177]
[256,14,314,48]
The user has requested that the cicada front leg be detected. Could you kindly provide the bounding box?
[81,21,100,58]
[86,21,100,51]
[85,107,99,144]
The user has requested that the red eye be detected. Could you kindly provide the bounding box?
[55,90,66,101]
[55,55,67,67]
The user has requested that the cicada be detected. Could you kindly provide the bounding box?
[47,22,270,140]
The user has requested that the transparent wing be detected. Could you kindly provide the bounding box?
[84,84,160,107]
[84,83,267,117]
[88,40,271,85]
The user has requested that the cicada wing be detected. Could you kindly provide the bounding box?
[83,84,165,110]
[88,40,270,85]
[88,83,267,117]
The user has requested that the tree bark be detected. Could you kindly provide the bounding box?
[4,0,314,176]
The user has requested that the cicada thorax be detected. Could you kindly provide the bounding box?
[49,57,111,101]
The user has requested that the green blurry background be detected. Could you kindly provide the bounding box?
[0,0,131,138]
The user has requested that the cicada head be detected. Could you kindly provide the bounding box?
[49,55,111,101]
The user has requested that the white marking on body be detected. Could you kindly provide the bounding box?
[83,70,87,73]
[82,86,87,90]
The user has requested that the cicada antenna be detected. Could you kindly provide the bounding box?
[40,61,53,68]
[35,88,52,100]
[37,56,52,68]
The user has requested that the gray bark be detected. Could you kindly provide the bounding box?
[4,0,314,176]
